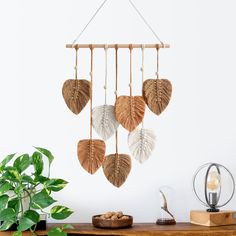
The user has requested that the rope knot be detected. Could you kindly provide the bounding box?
[104,44,108,50]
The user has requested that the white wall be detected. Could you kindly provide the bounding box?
[0,0,236,223]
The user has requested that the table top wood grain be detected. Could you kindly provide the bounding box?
[2,223,236,235]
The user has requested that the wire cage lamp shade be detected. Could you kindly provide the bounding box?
[193,163,235,212]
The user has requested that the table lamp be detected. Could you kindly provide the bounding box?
[190,163,235,226]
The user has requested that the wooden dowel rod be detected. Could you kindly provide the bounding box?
[66,44,170,49]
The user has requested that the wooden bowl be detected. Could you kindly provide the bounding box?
[92,215,133,229]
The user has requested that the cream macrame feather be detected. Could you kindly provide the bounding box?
[128,128,156,163]
[92,105,119,140]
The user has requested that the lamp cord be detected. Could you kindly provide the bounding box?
[71,0,164,45]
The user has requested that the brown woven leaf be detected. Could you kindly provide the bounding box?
[142,79,172,115]
[103,153,131,187]
[115,96,145,132]
[77,139,106,174]
[62,79,90,115]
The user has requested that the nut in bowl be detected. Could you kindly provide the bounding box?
[92,211,133,229]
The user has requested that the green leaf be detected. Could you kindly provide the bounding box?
[0,219,14,231]
[17,210,40,231]
[30,190,56,209]
[0,208,16,221]
[48,227,67,236]
[8,198,20,214]
[34,147,54,164]
[35,175,49,184]
[62,224,74,230]
[3,167,21,182]
[13,154,31,173]
[45,179,68,192]
[32,151,43,176]
[51,205,73,220]
[0,195,9,211]
[0,154,16,172]
[0,182,12,195]
[14,184,25,194]
[22,175,34,184]
[12,231,22,236]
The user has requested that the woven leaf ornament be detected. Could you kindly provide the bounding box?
[62,79,90,115]
[62,49,90,115]
[128,128,156,163]
[78,139,106,174]
[142,47,172,115]
[93,105,119,140]
[115,46,145,132]
[143,78,172,115]
[115,96,145,132]
[103,153,131,187]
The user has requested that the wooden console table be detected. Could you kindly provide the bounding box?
[2,223,236,235]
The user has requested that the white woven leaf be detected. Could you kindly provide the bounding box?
[128,128,156,163]
[92,105,119,140]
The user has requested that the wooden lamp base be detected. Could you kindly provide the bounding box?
[190,210,236,226]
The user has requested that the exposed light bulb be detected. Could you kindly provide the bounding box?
[207,171,221,191]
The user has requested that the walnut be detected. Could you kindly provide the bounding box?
[117,211,123,218]
[111,215,118,220]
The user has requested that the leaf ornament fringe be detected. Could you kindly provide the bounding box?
[142,78,172,115]
[128,128,156,163]
[92,105,119,140]
[77,139,106,174]
[102,153,131,187]
[62,79,90,115]
[115,96,145,132]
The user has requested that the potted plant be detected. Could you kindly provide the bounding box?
[0,147,73,235]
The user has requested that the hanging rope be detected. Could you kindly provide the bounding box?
[128,0,163,44]
[141,44,145,128]
[129,44,133,97]
[71,0,164,45]
[141,44,145,88]
[156,47,159,79]
[104,45,108,105]
[74,48,78,79]
[115,45,119,154]
[72,0,108,45]
[90,45,94,140]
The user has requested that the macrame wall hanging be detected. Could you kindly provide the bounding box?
[63,0,172,186]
